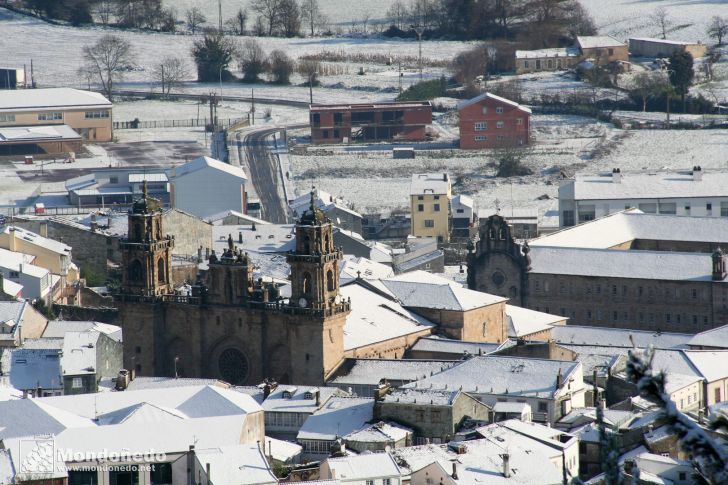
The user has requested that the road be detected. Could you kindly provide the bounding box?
[111,90,309,109]
[234,125,304,225]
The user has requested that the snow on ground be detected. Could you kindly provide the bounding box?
[581,0,728,42]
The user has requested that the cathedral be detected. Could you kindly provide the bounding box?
[115,185,350,385]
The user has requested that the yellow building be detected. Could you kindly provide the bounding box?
[0,88,112,153]
[410,173,452,244]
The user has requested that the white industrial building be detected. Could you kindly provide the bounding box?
[558,167,728,226]
[170,156,249,219]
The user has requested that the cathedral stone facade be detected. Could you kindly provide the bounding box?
[116,190,350,386]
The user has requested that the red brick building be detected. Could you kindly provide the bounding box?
[458,93,531,149]
[309,101,432,144]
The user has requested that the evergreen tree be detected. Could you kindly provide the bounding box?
[668,50,694,112]
[191,30,237,82]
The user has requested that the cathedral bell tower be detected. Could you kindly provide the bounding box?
[287,190,343,310]
[120,181,174,296]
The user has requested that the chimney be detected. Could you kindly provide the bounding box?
[187,445,195,485]
[452,462,459,480]
[443,173,448,181]
[39,221,48,238]
[315,390,320,407]
[205,247,210,259]
[502,453,510,478]
[556,368,563,389]
[712,248,726,281]
[693,165,703,181]
[611,168,621,183]
[107,215,112,228]
[238,231,243,243]
[8,227,16,252]
[90,213,97,232]
[698,409,705,424]
[206,462,211,485]
[197,246,203,263]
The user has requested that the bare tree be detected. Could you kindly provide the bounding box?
[226,8,248,35]
[651,6,671,39]
[94,0,115,25]
[153,56,188,96]
[238,38,268,82]
[269,49,294,84]
[387,0,408,30]
[279,0,301,37]
[629,71,669,111]
[82,34,134,101]
[186,6,207,34]
[297,58,321,86]
[708,16,728,45]
[251,0,281,36]
[300,0,322,36]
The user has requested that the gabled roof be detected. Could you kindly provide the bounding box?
[381,270,507,311]
[297,397,374,441]
[577,35,625,49]
[331,358,460,386]
[344,421,412,443]
[96,402,187,425]
[1,225,72,255]
[60,331,100,376]
[403,355,581,399]
[195,444,278,485]
[0,88,111,112]
[9,347,62,390]
[340,282,435,351]
[410,173,450,195]
[323,453,402,480]
[687,324,728,349]
[43,321,122,342]
[172,156,248,181]
[0,399,96,440]
[506,304,565,337]
[457,92,532,114]
[553,325,691,350]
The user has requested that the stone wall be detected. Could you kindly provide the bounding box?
[163,209,213,258]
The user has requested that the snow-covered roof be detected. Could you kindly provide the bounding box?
[410,173,450,195]
[552,325,691,350]
[409,336,502,356]
[60,331,100,376]
[577,35,626,49]
[2,225,71,256]
[323,453,402,480]
[128,173,168,183]
[297,397,374,441]
[291,188,361,219]
[204,210,270,226]
[0,300,28,326]
[630,37,703,46]
[382,388,460,406]
[331,358,459,386]
[340,256,394,285]
[344,421,412,443]
[687,324,728,349]
[172,156,248,181]
[493,402,531,414]
[568,170,728,201]
[683,350,728,382]
[506,304,564,337]
[126,376,229,391]
[393,438,562,484]
[0,449,14,485]
[95,402,187,426]
[482,419,575,451]
[265,436,303,462]
[39,385,262,420]
[213,224,295,255]
[404,355,580,399]
[0,88,111,112]
[529,245,724,282]
[195,444,277,485]
[0,124,81,143]
[381,270,507,311]
[262,385,343,413]
[0,399,96,440]
[451,194,475,214]
[515,47,580,59]
[43,320,122,342]
[457,92,532,114]
[340,282,435,351]
[1,277,23,298]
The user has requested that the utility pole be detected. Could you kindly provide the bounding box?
[414,26,424,82]
[250,89,256,125]
[309,73,313,104]
[218,0,223,32]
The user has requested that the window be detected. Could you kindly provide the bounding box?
[383,479,391,485]
[434,195,440,199]
[608,48,614,56]
[431,410,441,422]
[416,410,425,422]
[72,377,83,389]
[311,113,320,125]
[638,203,657,213]
[333,129,340,138]
[496,107,504,114]
[707,203,713,214]
[366,481,374,485]
[721,202,728,217]
[659,202,676,214]
[150,463,172,485]
[84,110,110,119]
[481,106,489,114]
[562,210,575,226]
[475,135,487,141]
[38,112,63,121]
[496,121,504,128]
[0,114,15,123]
[433,203,440,212]
[497,135,504,141]
[516,118,523,125]
[524,60,529,68]
[9,270,19,278]
[69,470,98,485]
[417,204,424,212]
[424,219,434,228]
[538,401,548,412]
[417,195,424,200]
[322,130,329,138]
[474,121,487,131]
[547,59,553,68]
[679,472,687,481]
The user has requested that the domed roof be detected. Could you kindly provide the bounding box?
[298,189,328,225]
